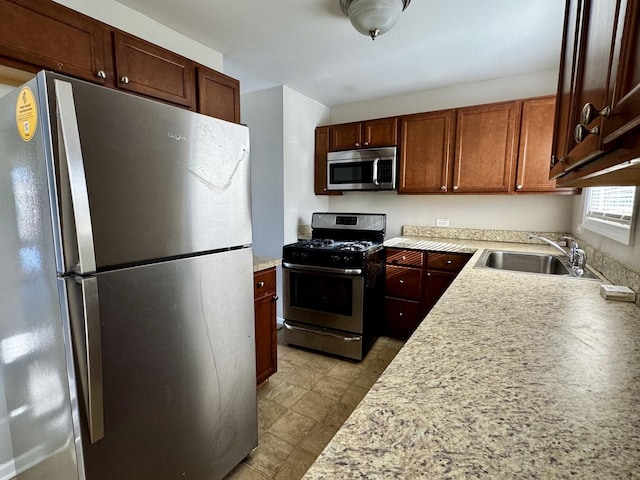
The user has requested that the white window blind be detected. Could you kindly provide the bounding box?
[583,186,638,245]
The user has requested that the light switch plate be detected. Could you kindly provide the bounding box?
[436,218,449,227]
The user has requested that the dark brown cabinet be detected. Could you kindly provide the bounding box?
[113,32,195,108]
[398,110,455,193]
[329,117,398,151]
[254,267,277,386]
[0,0,108,84]
[552,0,640,186]
[197,66,240,123]
[314,126,341,195]
[384,248,470,340]
[0,0,241,122]
[452,100,521,193]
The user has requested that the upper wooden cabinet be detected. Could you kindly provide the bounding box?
[452,100,521,193]
[329,117,398,151]
[0,0,241,122]
[516,96,578,193]
[0,0,108,84]
[552,0,640,186]
[197,66,240,123]
[314,126,341,195]
[398,110,455,193]
[113,32,195,108]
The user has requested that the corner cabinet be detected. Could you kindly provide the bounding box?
[551,0,640,186]
[254,267,278,386]
[328,117,398,151]
[314,126,341,195]
[384,248,470,340]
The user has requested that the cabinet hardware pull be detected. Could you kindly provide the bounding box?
[401,256,406,260]
[120,76,130,84]
[399,312,403,317]
[399,279,404,284]
[355,142,360,147]
[574,123,600,143]
[446,260,452,264]
[440,185,446,191]
[257,281,265,288]
[96,70,106,79]
[453,185,459,190]
[364,141,369,146]
[580,103,611,125]
[516,184,523,190]
[272,295,279,301]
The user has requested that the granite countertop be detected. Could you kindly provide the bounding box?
[304,236,640,478]
[253,255,281,273]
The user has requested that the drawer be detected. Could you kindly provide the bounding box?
[427,252,471,272]
[385,265,422,300]
[386,248,424,267]
[254,268,276,298]
[384,297,422,337]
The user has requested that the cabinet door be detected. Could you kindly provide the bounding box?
[196,66,240,123]
[425,270,456,312]
[453,101,520,193]
[254,269,277,386]
[517,97,578,193]
[552,0,619,175]
[602,0,640,145]
[363,117,398,148]
[113,32,195,108]
[0,0,108,84]
[385,265,422,300]
[384,297,421,340]
[314,126,341,195]
[329,122,362,151]
[398,110,455,193]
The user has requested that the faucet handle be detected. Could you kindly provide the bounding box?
[559,235,578,250]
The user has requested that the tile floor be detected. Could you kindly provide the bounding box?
[224,331,404,480]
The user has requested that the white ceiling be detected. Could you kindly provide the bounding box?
[113,0,566,107]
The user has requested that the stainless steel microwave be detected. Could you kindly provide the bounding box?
[327,146,397,191]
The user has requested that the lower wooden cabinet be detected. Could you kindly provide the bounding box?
[254,267,277,386]
[384,248,471,340]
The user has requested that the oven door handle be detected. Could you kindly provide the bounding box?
[283,321,362,342]
[283,262,362,275]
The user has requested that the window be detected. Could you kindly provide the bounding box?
[582,186,638,245]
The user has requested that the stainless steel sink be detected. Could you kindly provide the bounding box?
[475,250,601,279]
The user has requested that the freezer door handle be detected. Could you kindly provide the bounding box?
[76,276,104,444]
[55,79,97,274]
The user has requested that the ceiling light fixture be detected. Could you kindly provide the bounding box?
[340,0,411,41]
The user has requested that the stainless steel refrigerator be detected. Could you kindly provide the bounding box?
[0,71,257,480]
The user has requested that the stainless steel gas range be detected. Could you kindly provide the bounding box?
[282,213,386,360]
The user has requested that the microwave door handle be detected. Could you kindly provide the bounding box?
[55,79,97,275]
[372,157,380,186]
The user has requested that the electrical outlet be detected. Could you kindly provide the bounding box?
[436,218,450,227]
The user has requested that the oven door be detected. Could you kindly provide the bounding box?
[283,263,364,333]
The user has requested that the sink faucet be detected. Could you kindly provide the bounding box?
[527,234,587,274]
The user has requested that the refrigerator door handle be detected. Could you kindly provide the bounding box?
[55,79,97,275]
[76,276,105,444]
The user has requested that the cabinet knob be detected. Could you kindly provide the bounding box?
[355,142,360,147]
[120,76,130,84]
[257,281,265,288]
[96,70,107,79]
[453,185,459,191]
[426,272,431,276]
[446,260,452,264]
[516,184,523,190]
[580,103,611,125]
[399,312,403,317]
[399,279,404,284]
[574,123,600,143]
[363,141,369,146]
[440,185,446,191]
[272,295,279,301]
[401,256,406,260]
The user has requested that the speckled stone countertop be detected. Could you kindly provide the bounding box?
[304,237,640,479]
[253,255,281,272]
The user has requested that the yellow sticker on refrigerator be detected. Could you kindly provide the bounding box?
[16,86,37,141]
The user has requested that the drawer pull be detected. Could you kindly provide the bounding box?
[120,76,130,84]
[272,295,278,301]
[399,279,404,284]
[399,312,403,317]
[257,281,265,288]
[447,260,452,264]
[401,256,406,260]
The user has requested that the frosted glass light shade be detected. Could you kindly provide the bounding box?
[343,0,406,39]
